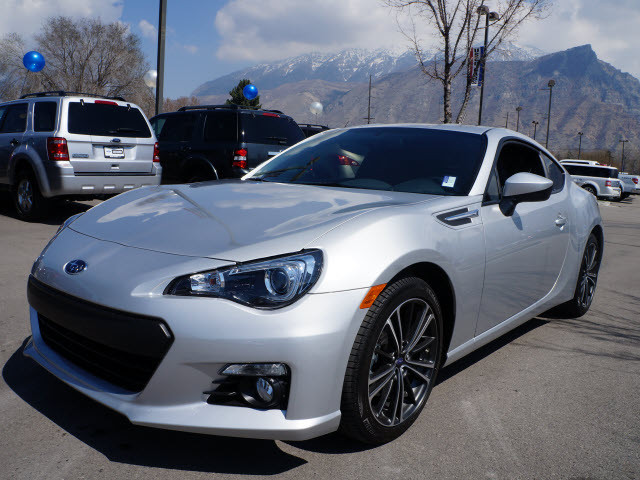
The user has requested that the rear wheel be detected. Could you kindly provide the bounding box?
[582,185,596,197]
[13,170,48,221]
[550,233,601,318]
[340,277,443,444]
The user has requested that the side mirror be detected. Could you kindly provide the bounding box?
[499,172,553,216]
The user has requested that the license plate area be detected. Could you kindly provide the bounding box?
[104,146,125,159]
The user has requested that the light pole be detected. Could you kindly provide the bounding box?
[532,120,539,140]
[545,79,555,149]
[155,0,167,115]
[476,6,500,126]
[515,106,523,132]
[504,111,509,128]
[577,131,584,159]
[620,139,629,172]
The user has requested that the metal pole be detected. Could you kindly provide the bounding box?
[515,106,522,132]
[477,13,490,126]
[578,132,583,159]
[155,0,167,116]
[545,80,555,149]
[504,111,509,128]
[532,121,538,140]
[367,75,372,124]
[620,139,628,172]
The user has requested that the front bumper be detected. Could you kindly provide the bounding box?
[24,229,367,440]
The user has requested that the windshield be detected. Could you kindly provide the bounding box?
[68,102,152,138]
[247,127,486,195]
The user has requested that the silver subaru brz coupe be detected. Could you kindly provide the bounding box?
[24,124,602,444]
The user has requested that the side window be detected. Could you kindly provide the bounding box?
[204,112,237,142]
[495,142,545,190]
[157,114,196,142]
[0,106,7,128]
[150,117,166,138]
[541,153,564,193]
[484,167,501,203]
[34,102,57,132]
[0,103,28,133]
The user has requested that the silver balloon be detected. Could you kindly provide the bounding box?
[144,69,157,88]
[310,101,323,115]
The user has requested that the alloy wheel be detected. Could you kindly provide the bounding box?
[578,241,599,309]
[368,298,438,427]
[17,178,33,213]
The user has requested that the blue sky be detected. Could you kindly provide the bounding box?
[1,0,639,98]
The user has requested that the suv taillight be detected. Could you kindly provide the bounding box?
[233,149,248,169]
[153,142,160,162]
[605,180,612,187]
[633,178,638,184]
[47,137,69,161]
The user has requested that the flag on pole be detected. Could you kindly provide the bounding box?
[468,46,485,87]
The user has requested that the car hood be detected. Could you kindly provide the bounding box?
[69,180,435,261]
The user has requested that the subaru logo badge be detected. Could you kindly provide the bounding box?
[64,259,87,275]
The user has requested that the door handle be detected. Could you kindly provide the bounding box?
[555,215,567,227]
[10,138,19,147]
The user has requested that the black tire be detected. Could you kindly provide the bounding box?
[582,185,596,197]
[12,169,48,221]
[549,233,601,318]
[340,277,443,444]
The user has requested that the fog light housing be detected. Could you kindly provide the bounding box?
[205,363,290,410]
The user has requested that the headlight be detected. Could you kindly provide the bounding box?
[165,250,323,309]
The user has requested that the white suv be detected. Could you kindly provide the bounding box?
[560,160,622,200]
[0,91,161,220]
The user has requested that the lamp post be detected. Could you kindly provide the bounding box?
[577,131,584,159]
[504,111,509,128]
[532,120,539,140]
[155,0,167,115]
[545,79,555,149]
[620,139,629,172]
[515,106,523,132]
[476,6,500,126]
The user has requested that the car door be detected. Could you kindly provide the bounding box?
[0,103,28,181]
[154,113,198,183]
[475,141,571,335]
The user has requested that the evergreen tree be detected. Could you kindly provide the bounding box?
[226,78,261,108]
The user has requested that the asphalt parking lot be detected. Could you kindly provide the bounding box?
[1,194,638,480]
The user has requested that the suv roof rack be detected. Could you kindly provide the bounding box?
[177,104,284,115]
[20,91,126,101]
[298,124,330,128]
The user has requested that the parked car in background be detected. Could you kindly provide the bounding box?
[25,125,603,444]
[298,123,331,138]
[618,175,636,200]
[619,172,640,195]
[0,91,161,220]
[560,160,622,200]
[150,105,305,184]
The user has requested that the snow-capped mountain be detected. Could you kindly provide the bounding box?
[192,42,545,97]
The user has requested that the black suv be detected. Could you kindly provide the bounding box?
[298,123,331,138]
[150,104,305,183]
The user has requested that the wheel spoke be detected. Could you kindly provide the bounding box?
[410,336,435,354]
[375,374,395,417]
[393,309,404,349]
[404,307,432,354]
[403,364,431,383]
[402,370,417,405]
[405,358,436,369]
[385,318,401,355]
[392,370,403,425]
[369,364,395,386]
[374,347,395,361]
[369,368,396,399]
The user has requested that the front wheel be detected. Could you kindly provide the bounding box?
[340,277,443,444]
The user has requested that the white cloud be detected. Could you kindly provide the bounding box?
[214,0,408,61]
[214,0,640,80]
[0,0,122,38]
[138,19,157,39]
[183,44,198,54]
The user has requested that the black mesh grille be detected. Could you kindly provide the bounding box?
[28,276,173,392]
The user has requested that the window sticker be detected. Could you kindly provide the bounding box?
[442,176,456,188]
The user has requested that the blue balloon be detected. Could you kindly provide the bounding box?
[23,51,45,72]
[243,84,258,100]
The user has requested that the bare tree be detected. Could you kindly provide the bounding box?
[0,17,154,115]
[162,96,200,112]
[385,0,550,123]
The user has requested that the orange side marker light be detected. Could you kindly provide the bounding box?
[360,284,387,309]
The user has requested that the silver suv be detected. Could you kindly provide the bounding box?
[0,91,161,220]
[560,160,621,200]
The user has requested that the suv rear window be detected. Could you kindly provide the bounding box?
[564,165,618,178]
[68,102,151,138]
[240,113,304,146]
[34,102,57,132]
